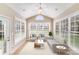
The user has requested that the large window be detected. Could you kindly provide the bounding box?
[21,22,25,33]
[0,17,7,54]
[0,20,4,51]
[55,18,68,43]
[15,20,20,33]
[14,19,22,45]
[35,15,44,21]
[14,17,26,45]
[70,15,79,48]
[29,23,50,38]
[55,12,79,51]
[61,18,68,41]
[55,22,60,35]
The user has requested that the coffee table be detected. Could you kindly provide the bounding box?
[52,44,69,54]
[34,40,44,48]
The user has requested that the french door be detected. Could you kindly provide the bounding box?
[0,16,10,54]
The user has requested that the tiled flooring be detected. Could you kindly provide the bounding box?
[19,42,55,55]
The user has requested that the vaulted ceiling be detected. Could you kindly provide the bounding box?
[6,3,74,19]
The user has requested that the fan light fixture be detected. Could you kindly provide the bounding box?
[36,3,44,21]
[38,3,43,14]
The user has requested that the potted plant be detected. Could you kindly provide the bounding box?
[48,32,53,39]
[49,32,53,36]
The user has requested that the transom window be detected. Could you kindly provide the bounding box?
[35,15,44,21]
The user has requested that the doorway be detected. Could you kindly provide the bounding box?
[0,16,10,54]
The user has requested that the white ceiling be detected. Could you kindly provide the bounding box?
[6,3,74,19]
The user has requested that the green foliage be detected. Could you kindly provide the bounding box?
[0,32,3,40]
[0,35,2,40]
[49,32,53,36]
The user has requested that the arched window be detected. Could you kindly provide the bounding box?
[36,15,44,21]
